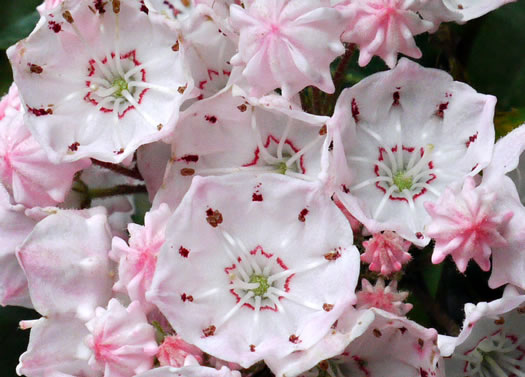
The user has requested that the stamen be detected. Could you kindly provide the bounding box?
[351,176,393,191]
[277,118,293,160]
[373,185,397,219]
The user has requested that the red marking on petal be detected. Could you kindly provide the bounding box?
[393,91,400,106]
[178,155,199,163]
[181,293,193,302]
[27,106,53,116]
[298,208,309,222]
[323,303,334,312]
[207,69,219,80]
[224,263,236,274]
[205,115,217,124]
[436,102,449,118]
[324,251,341,261]
[206,209,223,227]
[416,232,424,240]
[48,21,62,33]
[249,344,256,352]
[466,132,478,148]
[179,246,190,258]
[351,98,360,123]
[68,142,80,152]
[252,193,263,202]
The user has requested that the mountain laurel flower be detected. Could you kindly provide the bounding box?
[361,231,412,276]
[356,278,412,316]
[439,292,525,377]
[157,335,205,367]
[425,176,513,273]
[229,0,346,98]
[329,58,496,245]
[148,174,360,367]
[8,0,193,163]
[85,299,158,377]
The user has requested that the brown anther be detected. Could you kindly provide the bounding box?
[324,251,341,261]
[172,41,180,52]
[319,124,327,136]
[518,306,525,314]
[62,10,74,23]
[206,209,223,228]
[202,325,216,337]
[237,104,247,112]
[319,361,329,370]
[373,329,382,338]
[181,0,191,6]
[249,344,256,352]
[322,303,334,312]
[494,317,505,325]
[157,123,163,131]
[113,0,120,13]
[68,142,80,152]
[30,64,43,74]
[180,168,195,176]
[289,334,300,344]
[178,85,188,94]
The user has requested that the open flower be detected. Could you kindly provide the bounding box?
[329,58,496,245]
[8,0,192,163]
[229,0,345,98]
[148,174,360,367]
[440,292,525,377]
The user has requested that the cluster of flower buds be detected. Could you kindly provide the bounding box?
[1,0,524,376]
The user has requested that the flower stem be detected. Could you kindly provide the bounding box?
[88,184,147,199]
[91,159,143,180]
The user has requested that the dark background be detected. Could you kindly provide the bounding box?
[0,1,524,376]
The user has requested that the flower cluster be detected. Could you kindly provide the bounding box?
[1,0,524,377]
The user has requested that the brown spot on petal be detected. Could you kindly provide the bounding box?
[179,246,190,258]
[494,317,505,325]
[289,334,301,344]
[180,168,195,176]
[458,4,464,9]
[324,250,341,261]
[418,338,424,348]
[319,125,327,136]
[62,10,74,23]
[172,41,180,52]
[203,325,216,337]
[298,208,309,222]
[181,0,191,6]
[237,104,247,112]
[178,85,187,94]
[373,329,382,338]
[249,344,256,352]
[328,140,334,152]
[322,303,334,312]
[206,209,223,227]
[112,0,120,13]
[29,64,43,74]
[157,124,163,131]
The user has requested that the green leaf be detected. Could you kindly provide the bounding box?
[0,11,40,50]
[422,263,444,298]
[467,2,525,110]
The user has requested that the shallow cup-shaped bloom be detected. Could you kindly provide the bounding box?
[149,174,360,367]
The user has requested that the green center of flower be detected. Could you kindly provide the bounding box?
[393,170,413,191]
[275,161,288,174]
[249,274,270,296]
[112,77,129,98]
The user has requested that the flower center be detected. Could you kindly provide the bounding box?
[112,77,129,98]
[393,170,413,191]
[249,274,270,296]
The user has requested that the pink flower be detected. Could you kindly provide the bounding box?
[0,83,21,120]
[229,0,345,98]
[157,335,204,367]
[136,365,242,377]
[356,278,412,316]
[85,299,158,377]
[361,231,412,276]
[425,176,513,273]
[148,174,360,367]
[337,0,434,68]
[110,204,172,313]
[0,100,90,208]
[8,0,193,163]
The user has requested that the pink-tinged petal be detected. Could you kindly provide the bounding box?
[229,0,345,98]
[356,278,412,315]
[268,308,442,377]
[442,294,525,376]
[0,106,90,208]
[329,58,496,245]
[85,299,158,377]
[8,0,193,163]
[157,335,204,367]
[361,231,412,276]
[148,174,360,367]
[0,184,37,307]
[17,209,114,318]
[425,176,513,273]
[444,0,517,21]
[17,315,98,377]
[0,83,22,120]
[154,89,329,211]
[110,204,172,312]
[135,365,242,377]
